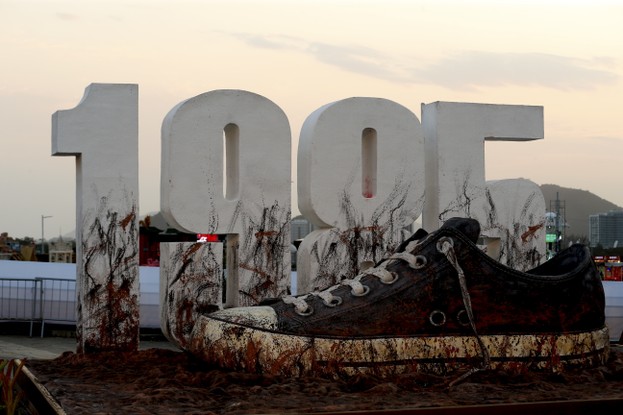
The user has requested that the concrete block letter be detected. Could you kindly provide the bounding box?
[297,98,424,292]
[421,101,545,269]
[161,90,291,309]
[52,84,139,353]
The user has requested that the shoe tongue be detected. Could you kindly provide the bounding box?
[397,217,480,252]
[396,228,428,252]
[440,217,481,244]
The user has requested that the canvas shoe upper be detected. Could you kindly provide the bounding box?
[209,217,604,337]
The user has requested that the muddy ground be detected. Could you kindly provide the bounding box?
[26,346,623,414]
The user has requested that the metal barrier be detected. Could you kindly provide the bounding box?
[0,278,40,336]
[36,277,77,337]
[0,277,76,337]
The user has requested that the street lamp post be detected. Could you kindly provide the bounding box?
[41,215,52,255]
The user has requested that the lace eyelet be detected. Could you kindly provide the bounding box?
[380,271,399,285]
[429,310,446,327]
[413,255,427,269]
[436,236,454,253]
[456,309,471,327]
[323,295,343,307]
[350,284,370,297]
[295,305,314,316]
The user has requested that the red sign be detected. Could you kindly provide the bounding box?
[197,234,219,243]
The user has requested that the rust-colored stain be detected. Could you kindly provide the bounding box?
[436,175,545,271]
[239,264,272,280]
[255,230,278,239]
[162,242,222,348]
[521,223,544,243]
[79,198,140,353]
[118,207,136,231]
[304,178,416,291]
[480,186,545,270]
[182,243,203,262]
[236,203,291,305]
[245,341,260,372]
[189,314,609,379]
[174,297,195,349]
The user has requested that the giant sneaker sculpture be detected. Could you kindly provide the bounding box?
[189,217,609,378]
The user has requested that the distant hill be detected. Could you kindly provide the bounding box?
[540,184,622,239]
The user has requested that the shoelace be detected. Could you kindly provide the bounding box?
[282,237,427,315]
[437,236,491,385]
[283,233,490,382]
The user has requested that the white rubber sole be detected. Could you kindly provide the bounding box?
[188,315,610,378]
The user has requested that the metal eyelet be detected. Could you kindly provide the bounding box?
[436,236,454,253]
[323,295,343,307]
[380,271,399,285]
[429,310,446,327]
[413,255,427,269]
[295,305,314,316]
[456,309,471,327]
[350,284,370,297]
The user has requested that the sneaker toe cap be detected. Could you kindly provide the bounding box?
[209,306,279,331]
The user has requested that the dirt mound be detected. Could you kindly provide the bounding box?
[27,347,623,414]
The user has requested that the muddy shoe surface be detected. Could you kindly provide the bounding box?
[189,217,609,377]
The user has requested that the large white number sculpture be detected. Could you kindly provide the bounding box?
[421,102,545,270]
[52,84,139,352]
[51,84,548,353]
[297,98,425,292]
[161,90,291,308]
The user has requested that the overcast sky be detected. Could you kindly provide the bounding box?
[1,0,622,239]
